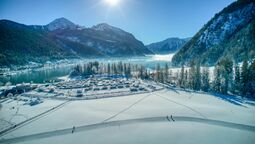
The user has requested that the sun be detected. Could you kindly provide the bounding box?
[104,0,120,6]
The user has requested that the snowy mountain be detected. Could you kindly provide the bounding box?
[147,37,190,54]
[46,17,78,31]
[172,0,255,66]
[0,18,152,66]
[92,23,124,33]
[50,21,152,57]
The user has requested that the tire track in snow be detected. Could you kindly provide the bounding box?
[1,116,255,144]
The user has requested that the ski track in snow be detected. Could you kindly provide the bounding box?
[0,100,71,137]
[101,93,152,123]
[1,116,255,144]
[156,92,207,119]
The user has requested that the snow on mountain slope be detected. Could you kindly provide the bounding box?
[0,18,153,66]
[172,0,255,66]
[198,3,255,48]
[46,17,78,31]
[147,37,190,54]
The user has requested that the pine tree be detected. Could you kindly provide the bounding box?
[194,63,201,91]
[213,64,221,92]
[201,67,210,92]
[176,70,179,86]
[188,61,196,89]
[184,70,188,88]
[155,64,161,82]
[138,66,145,79]
[144,69,150,80]
[107,63,111,75]
[127,63,131,78]
[241,57,249,96]
[159,68,164,83]
[164,63,169,83]
[179,65,185,88]
[112,63,118,74]
[248,59,255,97]
[219,58,233,94]
[234,64,241,94]
[169,69,173,84]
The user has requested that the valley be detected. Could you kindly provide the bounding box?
[0,0,255,143]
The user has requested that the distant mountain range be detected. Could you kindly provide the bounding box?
[1,0,254,67]
[172,0,255,66]
[147,37,190,54]
[0,18,152,66]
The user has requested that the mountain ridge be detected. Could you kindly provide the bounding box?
[172,0,255,66]
[0,18,153,66]
[147,37,190,54]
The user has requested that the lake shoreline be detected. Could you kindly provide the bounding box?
[0,54,174,85]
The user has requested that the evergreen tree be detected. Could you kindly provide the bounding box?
[184,70,188,88]
[179,65,185,88]
[219,58,233,94]
[213,64,221,92]
[201,67,210,92]
[107,63,111,75]
[138,66,145,79]
[144,69,150,80]
[123,63,127,76]
[241,57,249,96]
[112,63,118,74]
[159,68,164,83]
[94,61,99,72]
[117,61,123,74]
[188,61,196,89]
[164,63,169,83]
[234,64,241,94]
[169,69,173,84]
[155,64,161,82]
[176,70,180,86]
[194,63,201,91]
[248,59,255,97]
[127,63,131,78]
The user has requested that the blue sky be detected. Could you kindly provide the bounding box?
[0,0,235,44]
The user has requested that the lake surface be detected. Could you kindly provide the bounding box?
[0,54,174,85]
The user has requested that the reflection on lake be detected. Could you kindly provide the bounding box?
[0,54,174,85]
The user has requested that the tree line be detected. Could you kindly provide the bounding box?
[70,58,255,98]
[70,61,149,79]
[164,58,255,98]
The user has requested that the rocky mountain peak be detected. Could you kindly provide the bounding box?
[91,23,126,34]
[46,17,77,31]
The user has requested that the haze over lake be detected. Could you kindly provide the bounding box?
[0,54,174,85]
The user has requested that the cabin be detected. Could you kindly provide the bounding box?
[76,90,83,97]
[110,86,117,89]
[130,87,138,92]
[118,85,124,89]
[139,87,145,91]
[29,98,43,106]
[101,86,108,90]
[93,88,100,91]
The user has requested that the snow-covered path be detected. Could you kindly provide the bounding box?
[1,116,255,144]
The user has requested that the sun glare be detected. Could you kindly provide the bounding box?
[104,0,120,6]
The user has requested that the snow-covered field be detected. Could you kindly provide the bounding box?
[0,98,66,131]
[0,87,255,144]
